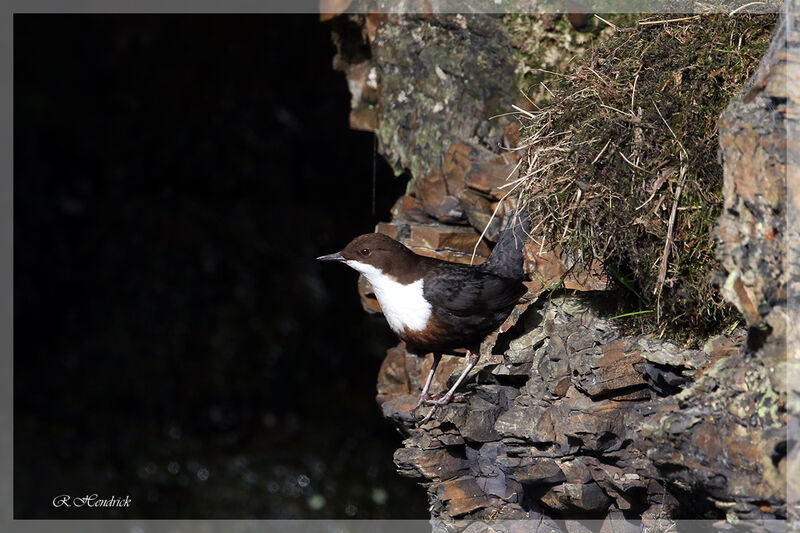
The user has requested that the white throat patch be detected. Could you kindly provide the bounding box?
[346,260,431,333]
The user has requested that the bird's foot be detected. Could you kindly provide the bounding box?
[409,393,433,419]
[418,393,460,425]
[410,392,467,424]
[424,392,467,404]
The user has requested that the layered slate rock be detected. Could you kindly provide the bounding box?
[378,295,742,522]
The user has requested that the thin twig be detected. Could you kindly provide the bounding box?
[536,68,565,77]
[594,14,618,31]
[653,102,688,157]
[591,138,611,164]
[655,165,686,317]
[599,103,634,117]
[511,104,534,119]
[488,111,523,120]
[635,166,674,211]
[470,171,525,265]
[586,67,611,86]
[496,158,525,189]
[519,88,541,111]
[729,1,766,15]
[638,15,700,26]
[498,176,526,190]
[652,101,689,320]
[619,151,651,173]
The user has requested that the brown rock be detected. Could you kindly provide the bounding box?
[375,219,491,264]
[466,157,520,199]
[403,348,425,390]
[459,189,505,242]
[441,142,473,191]
[441,141,520,200]
[714,13,790,328]
[379,393,419,424]
[460,395,502,443]
[374,220,407,240]
[553,377,572,397]
[524,238,609,294]
[503,121,521,150]
[648,404,786,503]
[407,223,491,256]
[394,446,467,481]
[610,388,652,401]
[408,245,487,265]
[389,195,431,224]
[510,457,566,484]
[436,477,493,516]
[376,345,411,403]
[559,458,593,483]
[575,340,647,398]
[495,403,555,444]
[411,171,464,223]
[700,332,746,375]
[363,13,382,41]
[550,393,627,451]
[541,481,613,512]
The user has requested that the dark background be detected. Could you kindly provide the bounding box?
[14,14,425,519]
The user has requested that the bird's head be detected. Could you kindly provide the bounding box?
[316,233,415,280]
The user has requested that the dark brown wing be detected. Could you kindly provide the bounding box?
[422,263,525,317]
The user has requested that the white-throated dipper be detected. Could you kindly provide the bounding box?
[317,212,530,424]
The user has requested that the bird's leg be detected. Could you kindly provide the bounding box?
[420,350,480,425]
[409,353,441,418]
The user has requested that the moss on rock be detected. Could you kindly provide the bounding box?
[517,14,778,343]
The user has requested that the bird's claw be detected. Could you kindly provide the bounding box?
[423,393,466,404]
[419,396,449,425]
[409,393,432,419]
[416,392,468,425]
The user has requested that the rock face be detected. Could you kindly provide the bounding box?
[379,293,787,523]
[326,9,791,527]
[715,16,791,330]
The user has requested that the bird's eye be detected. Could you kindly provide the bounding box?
[359,248,370,256]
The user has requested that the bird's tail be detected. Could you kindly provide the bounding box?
[480,209,531,280]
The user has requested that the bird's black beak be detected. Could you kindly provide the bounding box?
[316,252,345,262]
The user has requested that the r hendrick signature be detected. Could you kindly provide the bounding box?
[52,494,132,508]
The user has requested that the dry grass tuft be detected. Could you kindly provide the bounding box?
[515,13,777,343]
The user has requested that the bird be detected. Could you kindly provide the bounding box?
[317,211,531,424]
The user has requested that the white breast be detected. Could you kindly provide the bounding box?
[346,260,432,333]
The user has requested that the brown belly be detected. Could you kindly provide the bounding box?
[397,313,494,354]
[398,324,448,352]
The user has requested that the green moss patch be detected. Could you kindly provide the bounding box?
[517,14,777,343]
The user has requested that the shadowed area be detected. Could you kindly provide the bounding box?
[14,14,423,519]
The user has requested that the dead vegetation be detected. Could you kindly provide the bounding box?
[515,14,777,343]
